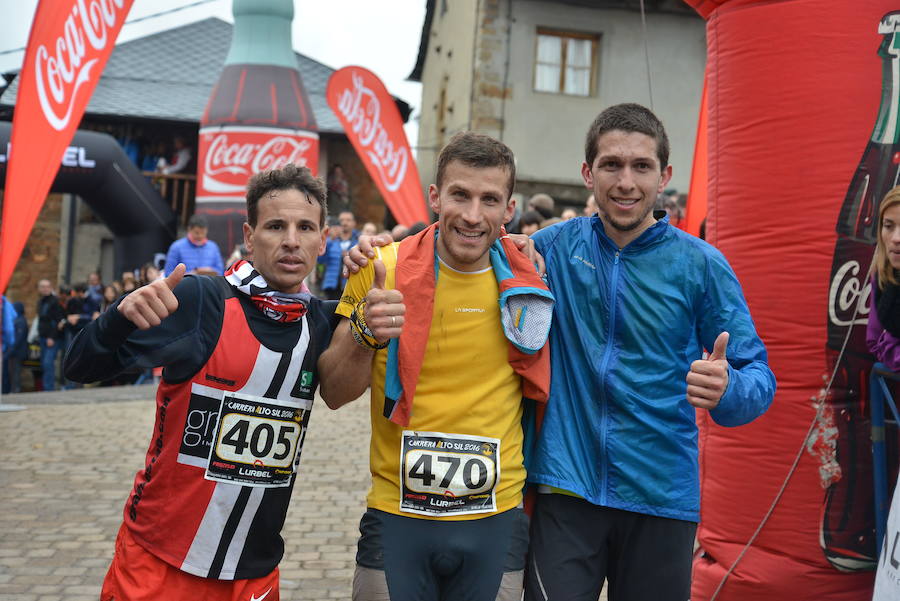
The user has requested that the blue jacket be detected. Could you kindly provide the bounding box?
[1,296,15,358]
[529,216,775,522]
[164,237,224,276]
[319,231,359,291]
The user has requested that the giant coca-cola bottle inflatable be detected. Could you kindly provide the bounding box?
[195,0,318,255]
[823,10,900,572]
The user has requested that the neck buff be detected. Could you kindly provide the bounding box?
[224,260,309,323]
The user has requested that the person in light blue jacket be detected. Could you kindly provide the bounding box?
[523,104,776,601]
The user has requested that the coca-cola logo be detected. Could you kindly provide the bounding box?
[828,259,871,327]
[335,73,409,193]
[198,128,317,197]
[34,0,128,132]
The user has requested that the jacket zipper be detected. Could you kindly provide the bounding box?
[596,248,620,505]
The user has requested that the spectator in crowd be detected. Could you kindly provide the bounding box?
[121,273,138,294]
[163,214,224,277]
[665,197,684,228]
[1,295,16,394]
[405,221,427,238]
[7,301,27,393]
[83,278,102,321]
[561,208,578,220]
[36,279,65,391]
[867,186,900,372]
[327,163,352,215]
[584,193,598,216]
[527,193,555,220]
[62,283,90,389]
[101,285,119,313]
[520,210,544,236]
[390,223,409,241]
[58,284,73,310]
[86,272,103,311]
[361,222,378,237]
[157,136,192,175]
[225,243,250,270]
[319,211,359,300]
[540,217,563,229]
[139,263,161,286]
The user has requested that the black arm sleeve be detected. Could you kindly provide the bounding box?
[63,275,225,384]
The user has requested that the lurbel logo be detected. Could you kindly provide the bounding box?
[0,142,95,168]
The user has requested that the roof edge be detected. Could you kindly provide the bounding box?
[408,0,435,82]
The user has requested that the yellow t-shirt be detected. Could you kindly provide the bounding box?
[336,243,524,520]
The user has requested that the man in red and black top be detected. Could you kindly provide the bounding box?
[65,164,339,601]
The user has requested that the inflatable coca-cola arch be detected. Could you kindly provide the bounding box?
[684,1,898,599]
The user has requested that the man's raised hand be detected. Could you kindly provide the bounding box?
[686,332,730,410]
[343,233,394,277]
[507,233,546,277]
[118,263,185,330]
[363,259,405,343]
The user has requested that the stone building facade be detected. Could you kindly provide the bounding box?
[411,0,705,211]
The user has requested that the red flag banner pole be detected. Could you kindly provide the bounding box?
[326,66,428,226]
[1,0,134,293]
[683,70,708,239]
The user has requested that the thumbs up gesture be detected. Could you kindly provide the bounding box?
[686,332,730,410]
[363,259,405,343]
[118,263,185,330]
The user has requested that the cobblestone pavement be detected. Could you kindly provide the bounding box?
[0,385,370,601]
[0,386,609,601]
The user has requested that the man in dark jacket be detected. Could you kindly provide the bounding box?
[36,279,65,391]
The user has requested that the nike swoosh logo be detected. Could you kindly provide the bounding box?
[250,588,272,601]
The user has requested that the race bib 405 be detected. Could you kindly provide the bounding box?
[205,392,308,488]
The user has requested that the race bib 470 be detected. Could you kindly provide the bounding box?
[400,431,500,517]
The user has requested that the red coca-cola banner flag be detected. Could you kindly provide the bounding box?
[326,66,428,226]
[0,0,133,293]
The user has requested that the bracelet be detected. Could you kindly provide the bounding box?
[349,321,389,350]
[349,298,389,350]
[350,298,375,338]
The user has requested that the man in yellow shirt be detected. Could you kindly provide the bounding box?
[318,132,550,601]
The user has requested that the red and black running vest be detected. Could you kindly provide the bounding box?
[123,280,328,580]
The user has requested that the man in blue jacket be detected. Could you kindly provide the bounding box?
[163,214,224,277]
[318,210,359,300]
[523,104,776,601]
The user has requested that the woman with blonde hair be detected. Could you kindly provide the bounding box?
[867,186,900,371]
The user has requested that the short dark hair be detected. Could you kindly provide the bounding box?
[435,132,516,198]
[584,103,670,169]
[245,164,328,227]
[527,193,555,220]
[187,214,208,230]
[521,210,543,227]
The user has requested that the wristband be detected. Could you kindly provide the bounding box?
[350,298,389,350]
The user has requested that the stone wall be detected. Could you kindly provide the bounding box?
[5,194,63,322]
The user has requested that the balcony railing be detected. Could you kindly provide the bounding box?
[143,171,196,227]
